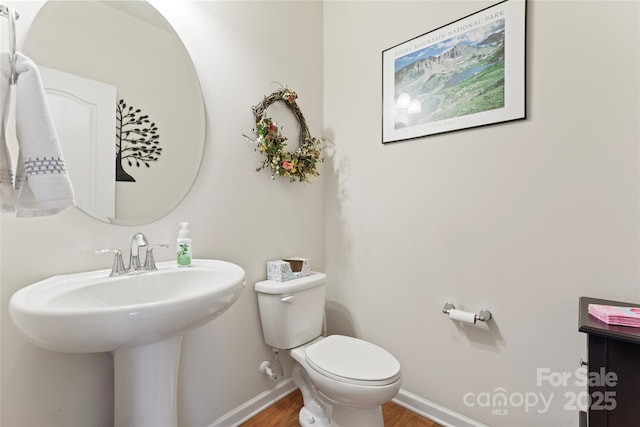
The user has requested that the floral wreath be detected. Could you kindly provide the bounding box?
[244,88,324,183]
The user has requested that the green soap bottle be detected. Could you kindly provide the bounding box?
[177,222,192,267]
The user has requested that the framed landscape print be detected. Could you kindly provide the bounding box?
[382,0,526,143]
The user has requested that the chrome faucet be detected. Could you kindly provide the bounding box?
[96,233,167,275]
[128,232,149,271]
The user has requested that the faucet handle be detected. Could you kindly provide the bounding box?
[95,249,126,276]
[143,244,169,271]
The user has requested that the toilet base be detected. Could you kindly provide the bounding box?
[297,397,385,427]
[293,363,331,427]
[330,403,383,427]
[299,406,330,427]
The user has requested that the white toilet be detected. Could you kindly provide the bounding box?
[255,272,402,427]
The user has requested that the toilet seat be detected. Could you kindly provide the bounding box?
[304,335,401,386]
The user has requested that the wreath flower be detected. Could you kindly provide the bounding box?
[244,88,324,183]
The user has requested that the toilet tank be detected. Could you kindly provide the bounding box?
[255,272,327,349]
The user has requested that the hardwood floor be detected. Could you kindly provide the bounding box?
[240,389,443,427]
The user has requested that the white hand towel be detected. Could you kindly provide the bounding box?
[0,52,15,211]
[9,52,75,217]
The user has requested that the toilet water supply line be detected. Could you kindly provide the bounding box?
[259,348,283,381]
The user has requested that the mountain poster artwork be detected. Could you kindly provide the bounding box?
[382,0,526,143]
[394,19,505,129]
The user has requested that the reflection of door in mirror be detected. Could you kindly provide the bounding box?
[40,66,116,222]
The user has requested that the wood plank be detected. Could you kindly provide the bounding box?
[241,389,442,427]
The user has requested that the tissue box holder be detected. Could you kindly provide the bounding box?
[267,258,310,282]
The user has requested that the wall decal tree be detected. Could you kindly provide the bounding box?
[115,99,162,182]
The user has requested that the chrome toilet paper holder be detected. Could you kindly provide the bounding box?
[442,302,492,323]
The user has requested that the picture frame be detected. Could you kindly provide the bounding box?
[382,0,526,144]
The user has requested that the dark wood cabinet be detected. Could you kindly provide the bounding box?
[578,297,640,427]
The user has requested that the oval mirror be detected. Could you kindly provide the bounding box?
[23,1,205,225]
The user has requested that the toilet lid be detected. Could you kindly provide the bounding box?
[304,335,400,384]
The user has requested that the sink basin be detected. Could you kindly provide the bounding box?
[9,259,246,426]
[10,259,246,353]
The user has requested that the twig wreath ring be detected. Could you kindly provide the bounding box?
[245,88,323,182]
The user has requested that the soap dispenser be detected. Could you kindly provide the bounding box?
[177,222,192,267]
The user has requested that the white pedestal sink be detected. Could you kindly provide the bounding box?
[9,259,246,426]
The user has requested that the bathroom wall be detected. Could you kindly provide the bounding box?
[2,1,639,427]
[323,1,639,426]
[0,1,323,426]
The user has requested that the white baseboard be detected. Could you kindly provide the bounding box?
[392,389,488,427]
[208,378,297,427]
[209,383,486,427]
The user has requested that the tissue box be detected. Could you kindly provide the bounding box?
[267,258,310,282]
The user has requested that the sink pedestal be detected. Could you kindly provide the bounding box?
[114,336,182,426]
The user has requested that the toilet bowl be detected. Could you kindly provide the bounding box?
[255,273,402,427]
[290,335,401,427]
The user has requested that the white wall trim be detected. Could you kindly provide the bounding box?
[209,382,487,427]
[208,378,297,427]
[393,389,488,427]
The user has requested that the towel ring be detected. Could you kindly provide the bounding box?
[0,4,19,85]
